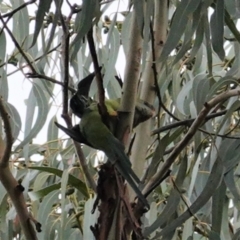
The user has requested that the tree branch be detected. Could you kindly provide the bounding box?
[0,98,38,239]
[0,15,36,74]
[117,9,141,143]
[143,88,240,195]
[87,27,108,118]
[131,0,168,178]
[4,44,61,73]
[59,13,96,192]
[151,108,235,135]
[2,0,36,18]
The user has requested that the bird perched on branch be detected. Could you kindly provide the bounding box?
[70,95,149,207]
[56,69,155,143]
[56,95,154,147]
[55,71,154,208]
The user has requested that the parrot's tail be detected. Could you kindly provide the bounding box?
[105,138,150,208]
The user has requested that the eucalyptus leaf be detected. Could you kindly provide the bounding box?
[144,156,187,237]
[29,166,89,197]
[31,0,52,47]
[47,115,58,150]
[70,0,99,61]
[15,85,49,151]
[4,102,22,141]
[159,0,201,62]
[155,158,223,238]
[210,0,225,60]
[0,28,6,65]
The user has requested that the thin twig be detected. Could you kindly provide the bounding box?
[4,44,61,73]
[60,13,70,117]
[0,15,36,73]
[87,27,108,118]
[26,73,76,93]
[151,108,234,135]
[2,0,36,18]
[149,20,161,134]
[59,13,96,192]
[149,21,179,125]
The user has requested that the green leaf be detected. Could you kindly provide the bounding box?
[37,191,59,239]
[141,0,152,71]
[16,84,49,151]
[212,180,226,235]
[47,116,58,150]
[209,231,221,240]
[176,77,193,115]
[83,196,98,240]
[4,102,22,141]
[188,15,204,61]
[29,183,61,201]
[192,73,210,113]
[146,127,184,179]
[28,166,89,198]
[43,1,61,57]
[159,0,201,62]
[224,170,240,207]
[182,218,193,240]
[207,76,238,100]
[121,12,132,56]
[216,100,240,137]
[33,172,52,191]
[11,0,29,49]
[18,144,45,158]
[155,157,224,238]
[203,13,213,75]
[0,28,6,64]
[144,156,187,237]
[60,170,69,239]
[220,138,240,171]
[226,43,240,77]
[31,0,52,47]
[210,0,225,60]
[70,0,99,61]
[103,27,120,88]
[224,9,240,44]
[173,3,201,65]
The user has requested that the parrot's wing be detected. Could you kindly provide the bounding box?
[55,122,93,147]
[133,100,155,128]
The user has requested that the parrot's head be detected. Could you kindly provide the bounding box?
[70,94,91,118]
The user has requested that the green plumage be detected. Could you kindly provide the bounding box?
[56,71,153,208]
[79,102,149,208]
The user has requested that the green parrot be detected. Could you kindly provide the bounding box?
[55,122,93,147]
[104,98,155,127]
[69,95,149,208]
[56,93,154,146]
[55,71,153,207]
[75,70,154,126]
